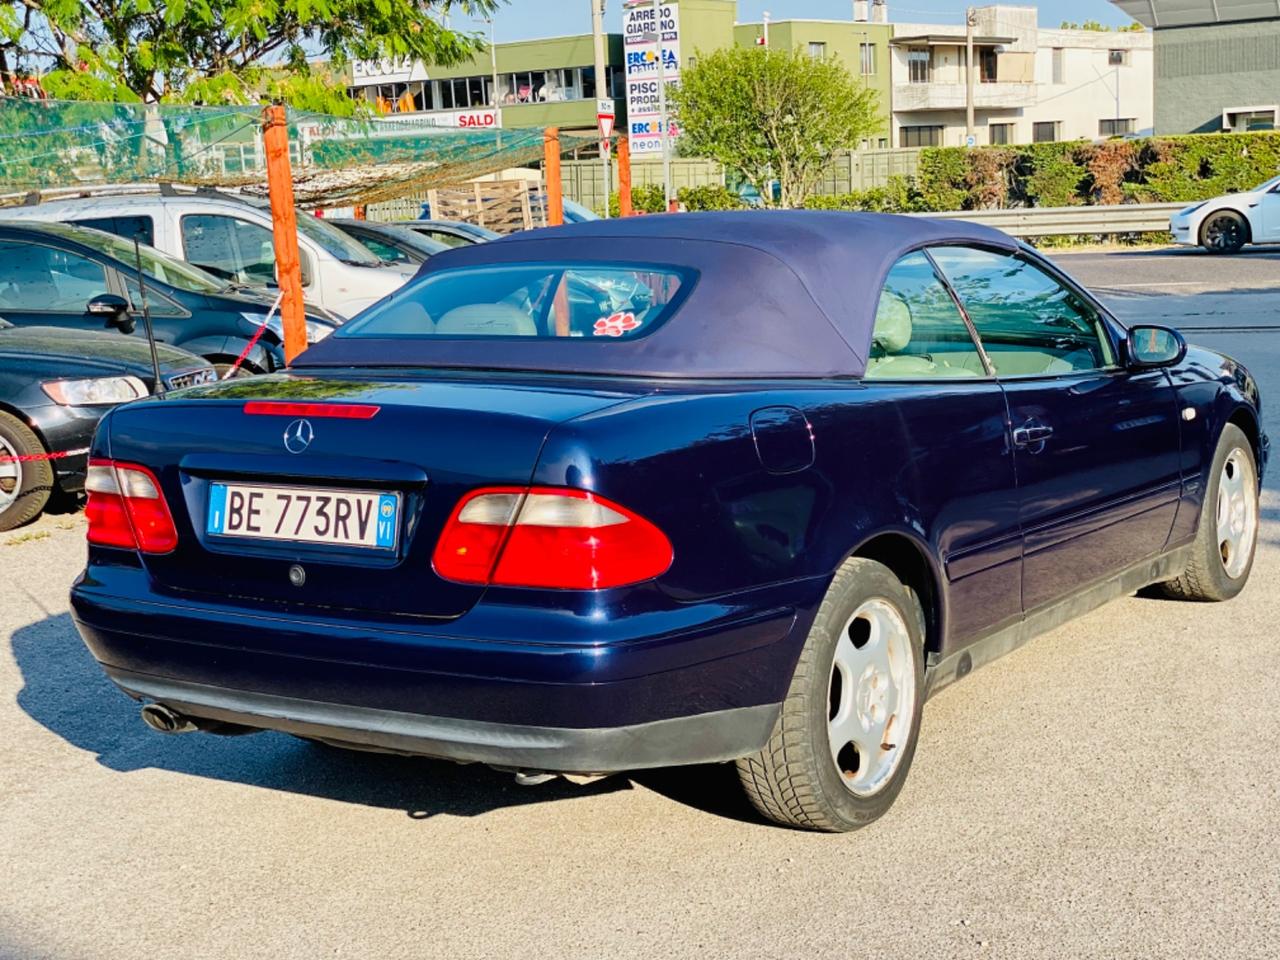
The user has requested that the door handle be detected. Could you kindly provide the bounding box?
[1012,423,1054,447]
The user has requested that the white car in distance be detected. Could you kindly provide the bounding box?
[0,185,416,317]
[1169,174,1280,254]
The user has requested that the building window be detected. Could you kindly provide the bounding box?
[979,47,997,83]
[1032,121,1060,143]
[1223,107,1277,132]
[1099,118,1135,137]
[860,42,876,75]
[1051,47,1064,84]
[899,125,943,148]
[989,123,1014,145]
[1107,49,1128,66]
[907,47,932,84]
[808,42,826,59]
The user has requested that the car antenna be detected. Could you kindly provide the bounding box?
[132,234,166,397]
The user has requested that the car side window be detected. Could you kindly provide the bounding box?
[181,214,276,285]
[122,276,184,317]
[71,215,155,247]
[0,241,109,313]
[929,247,1116,377]
[425,230,467,248]
[358,236,410,263]
[865,252,986,380]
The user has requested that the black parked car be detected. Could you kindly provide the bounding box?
[0,221,339,377]
[330,219,451,266]
[406,217,500,247]
[0,319,214,530]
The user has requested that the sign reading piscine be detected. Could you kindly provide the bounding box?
[623,2,681,157]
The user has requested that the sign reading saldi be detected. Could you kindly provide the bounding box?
[623,2,681,156]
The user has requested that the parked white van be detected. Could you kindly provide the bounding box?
[0,185,416,317]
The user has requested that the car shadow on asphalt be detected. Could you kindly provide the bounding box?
[10,612,648,820]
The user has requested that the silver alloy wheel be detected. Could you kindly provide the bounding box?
[0,435,21,513]
[1217,447,1258,579]
[828,597,917,798]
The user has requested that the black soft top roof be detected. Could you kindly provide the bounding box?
[295,210,1018,379]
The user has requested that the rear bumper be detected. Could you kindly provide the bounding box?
[72,566,822,773]
[105,668,780,773]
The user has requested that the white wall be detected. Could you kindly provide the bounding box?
[888,11,1153,147]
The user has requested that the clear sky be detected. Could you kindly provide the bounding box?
[454,1,1138,43]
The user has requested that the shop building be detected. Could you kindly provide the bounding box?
[1110,0,1280,134]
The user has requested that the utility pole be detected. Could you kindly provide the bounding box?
[591,0,611,217]
[965,6,976,145]
[489,18,501,115]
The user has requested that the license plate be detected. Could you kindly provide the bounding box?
[207,482,399,550]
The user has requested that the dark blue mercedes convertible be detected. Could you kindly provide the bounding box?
[70,212,1266,832]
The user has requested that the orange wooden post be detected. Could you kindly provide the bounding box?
[617,135,633,217]
[544,127,564,227]
[261,103,307,365]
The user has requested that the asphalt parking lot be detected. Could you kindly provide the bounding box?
[2,246,1278,960]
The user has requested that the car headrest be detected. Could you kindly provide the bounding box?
[872,292,912,354]
[435,303,537,337]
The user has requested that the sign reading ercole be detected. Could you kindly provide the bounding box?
[623,2,680,157]
[351,56,428,86]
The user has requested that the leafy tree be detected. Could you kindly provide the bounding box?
[1059,20,1144,31]
[669,45,881,209]
[0,0,499,110]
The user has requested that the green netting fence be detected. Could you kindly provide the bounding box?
[0,98,597,207]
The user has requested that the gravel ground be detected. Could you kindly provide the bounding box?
[1,257,1278,960]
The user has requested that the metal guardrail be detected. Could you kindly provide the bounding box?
[913,202,1185,238]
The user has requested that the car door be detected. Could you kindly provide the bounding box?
[0,239,116,334]
[863,251,1023,647]
[1259,181,1280,241]
[930,245,1182,614]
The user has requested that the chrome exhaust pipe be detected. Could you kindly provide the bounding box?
[140,703,197,734]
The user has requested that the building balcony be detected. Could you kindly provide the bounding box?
[892,82,1035,112]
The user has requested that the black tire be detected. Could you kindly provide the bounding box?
[0,411,53,532]
[1200,211,1248,254]
[737,558,926,832]
[1160,423,1259,602]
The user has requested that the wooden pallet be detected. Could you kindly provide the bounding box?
[424,180,535,234]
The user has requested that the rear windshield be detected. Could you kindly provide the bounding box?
[337,263,691,340]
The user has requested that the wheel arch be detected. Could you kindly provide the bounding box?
[0,401,51,452]
[1199,207,1253,246]
[846,529,946,657]
[1226,404,1263,469]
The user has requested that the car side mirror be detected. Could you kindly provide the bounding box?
[1127,324,1186,369]
[86,294,136,335]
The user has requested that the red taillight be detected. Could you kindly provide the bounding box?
[85,459,178,554]
[433,487,673,590]
[243,402,380,419]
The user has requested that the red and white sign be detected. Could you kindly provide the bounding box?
[597,97,616,152]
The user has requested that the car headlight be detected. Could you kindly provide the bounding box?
[1179,201,1208,216]
[42,375,148,406]
[245,313,333,344]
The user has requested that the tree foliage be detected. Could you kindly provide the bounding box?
[1059,20,1144,31]
[669,45,881,208]
[0,0,499,110]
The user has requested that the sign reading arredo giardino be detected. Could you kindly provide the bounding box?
[623,2,681,156]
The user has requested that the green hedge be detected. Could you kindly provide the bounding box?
[804,132,1280,213]
[606,183,746,216]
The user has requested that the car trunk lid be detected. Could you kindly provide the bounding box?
[104,371,647,620]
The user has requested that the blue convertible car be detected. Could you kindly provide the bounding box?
[71,212,1266,831]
